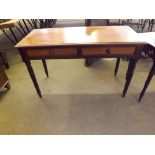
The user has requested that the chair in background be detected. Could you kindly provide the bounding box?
[26,19,57,29]
[0,19,57,70]
[140,19,155,32]
[148,19,155,32]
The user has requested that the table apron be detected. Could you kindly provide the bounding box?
[19,45,143,60]
[27,55,134,60]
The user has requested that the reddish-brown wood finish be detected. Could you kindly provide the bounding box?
[15,26,146,48]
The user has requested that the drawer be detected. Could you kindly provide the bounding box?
[82,47,135,56]
[27,48,77,58]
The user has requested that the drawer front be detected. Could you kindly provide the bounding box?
[27,49,50,57]
[27,48,77,58]
[82,47,135,56]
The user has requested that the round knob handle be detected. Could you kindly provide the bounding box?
[106,49,111,54]
[49,49,54,55]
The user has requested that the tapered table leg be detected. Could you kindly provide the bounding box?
[122,58,137,97]
[126,58,132,80]
[25,60,42,97]
[42,59,49,77]
[139,61,155,102]
[114,58,120,76]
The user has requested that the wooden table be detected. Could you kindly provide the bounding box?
[15,26,146,97]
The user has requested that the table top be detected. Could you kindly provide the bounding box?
[138,32,155,47]
[0,19,19,29]
[15,26,147,48]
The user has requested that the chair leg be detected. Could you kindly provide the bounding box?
[114,58,121,76]
[150,19,154,32]
[141,19,148,31]
[0,52,9,69]
[147,19,153,31]
[139,60,155,102]
[85,58,90,67]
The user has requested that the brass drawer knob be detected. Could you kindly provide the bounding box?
[106,48,111,54]
[49,49,54,55]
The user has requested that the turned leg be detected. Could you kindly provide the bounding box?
[122,58,137,97]
[126,58,132,80]
[25,60,42,97]
[42,59,49,77]
[139,61,155,102]
[114,58,121,76]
